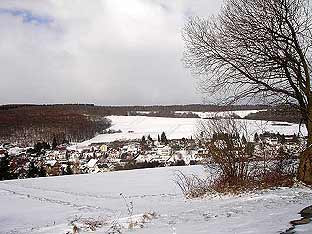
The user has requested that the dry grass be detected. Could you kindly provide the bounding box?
[174,170,216,198]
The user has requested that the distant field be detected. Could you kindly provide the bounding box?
[78,115,306,146]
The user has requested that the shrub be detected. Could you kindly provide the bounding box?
[175,118,297,197]
[174,170,216,198]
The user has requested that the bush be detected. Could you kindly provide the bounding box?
[174,170,216,198]
[176,118,297,197]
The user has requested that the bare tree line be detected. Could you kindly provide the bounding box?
[0,105,111,145]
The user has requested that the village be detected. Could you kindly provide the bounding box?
[0,131,305,180]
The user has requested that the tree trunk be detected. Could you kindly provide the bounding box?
[298,149,312,184]
[298,109,312,184]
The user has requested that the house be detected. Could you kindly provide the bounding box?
[156,145,171,157]
[93,158,112,173]
[265,137,279,145]
[122,144,139,154]
[108,149,120,159]
[100,144,108,152]
[8,147,25,156]
[87,159,99,173]
[135,154,154,163]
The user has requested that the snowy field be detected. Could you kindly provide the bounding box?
[140,110,265,118]
[0,165,312,234]
[78,115,306,146]
[176,109,266,118]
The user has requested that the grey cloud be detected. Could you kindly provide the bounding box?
[0,0,221,105]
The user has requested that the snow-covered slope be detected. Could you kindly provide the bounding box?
[78,116,306,146]
[176,109,266,118]
[0,166,311,234]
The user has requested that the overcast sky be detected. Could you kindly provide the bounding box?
[0,0,221,105]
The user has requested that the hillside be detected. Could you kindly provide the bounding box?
[0,105,111,145]
[0,104,296,146]
[77,115,306,146]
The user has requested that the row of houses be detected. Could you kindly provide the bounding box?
[0,139,206,177]
[0,132,304,178]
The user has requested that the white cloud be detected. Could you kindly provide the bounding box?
[0,0,221,105]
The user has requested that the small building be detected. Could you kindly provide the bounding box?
[157,145,172,157]
[87,159,99,173]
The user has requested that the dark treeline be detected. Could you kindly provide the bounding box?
[0,104,111,145]
[245,106,302,124]
[0,103,268,114]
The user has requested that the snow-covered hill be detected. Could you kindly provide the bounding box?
[78,115,306,146]
[0,166,311,234]
[176,109,266,118]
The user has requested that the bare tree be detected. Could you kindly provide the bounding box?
[193,118,296,193]
[183,0,312,184]
[197,118,254,187]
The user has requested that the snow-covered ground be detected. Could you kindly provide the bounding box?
[138,110,265,118]
[0,165,311,234]
[78,115,306,146]
[176,109,266,118]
